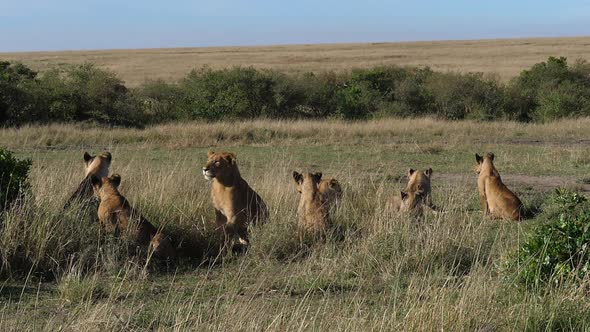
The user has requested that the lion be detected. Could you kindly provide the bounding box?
[63,151,112,209]
[90,174,175,259]
[202,151,268,249]
[293,171,329,234]
[475,153,523,221]
[294,172,342,209]
[387,190,432,215]
[405,168,433,208]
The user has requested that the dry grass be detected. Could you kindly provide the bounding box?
[1,119,590,330]
[2,36,590,86]
[2,117,589,150]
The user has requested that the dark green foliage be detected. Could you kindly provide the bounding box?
[511,56,590,122]
[0,148,31,211]
[512,189,590,288]
[180,67,277,119]
[1,57,589,126]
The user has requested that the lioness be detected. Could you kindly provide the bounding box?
[202,151,268,248]
[294,172,342,208]
[90,174,175,258]
[293,172,329,234]
[64,151,112,209]
[388,191,424,212]
[405,168,433,207]
[475,153,523,221]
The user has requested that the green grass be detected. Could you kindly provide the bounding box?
[0,118,589,330]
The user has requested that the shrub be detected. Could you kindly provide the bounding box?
[180,67,277,120]
[2,57,590,125]
[425,72,505,120]
[0,148,31,211]
[510,56,590,122]
[511,189,590,288]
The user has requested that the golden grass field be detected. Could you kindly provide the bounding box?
[2,36,590,86]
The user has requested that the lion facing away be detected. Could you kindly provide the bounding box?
[202,151,268,249]
[294,172,342,209]
[388,190,422,213]
[405,168,433,208]
[90,174,175,259]
[475,153,523,221]
[293,172,329,234]
[64,151,112,209]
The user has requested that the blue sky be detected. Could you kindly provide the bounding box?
[1,0,589,52]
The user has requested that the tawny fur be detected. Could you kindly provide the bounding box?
[64,151,112,209]
[475,153,523,221]
[405,168,433,207]
[293,172,329,234]
[294,173,342,209]
[91,174,175,258]
[202,151,268,247]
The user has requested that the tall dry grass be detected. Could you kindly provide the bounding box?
[1,119,589,330]
[1,117,589,150]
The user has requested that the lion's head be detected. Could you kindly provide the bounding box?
[84,151,112,178]
[474,152,494,174]
[203,151,238,181]
[90,174,121,198]
[292,171,322,194]
[398,190,425,213]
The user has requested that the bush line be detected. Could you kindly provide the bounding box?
[1,56,590,126]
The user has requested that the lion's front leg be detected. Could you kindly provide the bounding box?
[478,182,489,216]
[215,209,232,250]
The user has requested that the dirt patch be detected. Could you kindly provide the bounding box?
[437,173,590,193]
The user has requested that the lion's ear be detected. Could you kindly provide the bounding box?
[110,174,122,187]
[313,172,323,182]
[486,152,495,161]
[475,154,483,164]
[400,191,408,200]
[407,168,415,177]
[103,151,112,162]
[84,152,92,163]
[207,151,215,157]
[224,152,237,165]
[424,168,433,177]
[90,175,101,187]
[293,171,303,184]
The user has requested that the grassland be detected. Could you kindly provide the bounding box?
[2,36,590,86]
[1,118,590,330]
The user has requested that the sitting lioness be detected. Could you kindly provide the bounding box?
[293,172,329,234]
[90,174,175,258]
[202,151,268,248]
[475,153,523,221]
[405,168,433,207]
[64,151,112,209]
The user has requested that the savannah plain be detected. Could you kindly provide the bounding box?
[3,36,590,86]
[1,38,590,331]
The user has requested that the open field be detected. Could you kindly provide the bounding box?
[1,118,590,330]
[2,36,590,86]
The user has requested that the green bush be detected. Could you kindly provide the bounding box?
[0,148,31,211]
[511,189,590,288]
[2,57,590,125]
[510,56,590,122]
[425,72,505,120]
[180,67,277,120]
